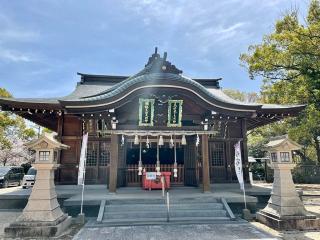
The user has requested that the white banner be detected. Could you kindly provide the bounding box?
[78,133,88,185]
[234,140,244,191]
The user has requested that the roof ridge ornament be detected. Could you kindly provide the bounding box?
[144,47,183,75]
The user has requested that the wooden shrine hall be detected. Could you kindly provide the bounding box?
[0,48,305,192]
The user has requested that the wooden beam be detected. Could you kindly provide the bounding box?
[109,134,119,193]
[201,134,211,192]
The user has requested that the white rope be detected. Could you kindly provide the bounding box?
[106,130,218,136]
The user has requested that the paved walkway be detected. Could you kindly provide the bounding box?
[72,222,277,240]
[0,210,21,239]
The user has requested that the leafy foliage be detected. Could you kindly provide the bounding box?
[223,89,260,103]
[240,0,320,164]
[0,88,36,166]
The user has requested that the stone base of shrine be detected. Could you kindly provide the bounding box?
[257,210,320,231]
[4,214,72,238]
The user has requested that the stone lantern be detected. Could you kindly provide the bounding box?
[5,133,72,238]
[257,135,320,230]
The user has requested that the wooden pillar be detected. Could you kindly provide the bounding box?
[109,134,119,193]
[201,134,211,192]
[226,141,233,182]
[55,114,64,183]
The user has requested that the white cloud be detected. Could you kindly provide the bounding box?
[121,0,260,56]
[200,22,247,41]
[0,48,33,62]
[0,12,40,63]
[0,29,39,43]
[0,13,40,43]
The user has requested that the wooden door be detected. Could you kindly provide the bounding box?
[209,141,227,182]
[98,141,110,184]
[85,141,111,184]
[184,136,198,186]
[85,141,99,184]
[117,143,127,187]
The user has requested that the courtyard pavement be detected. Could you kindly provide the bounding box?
[72,222,277,240]
[0,184,320,239]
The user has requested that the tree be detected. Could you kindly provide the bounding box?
[223,89,268,158]
[0,88,36,166]
[223,89,260,103]
[240,0,320,164]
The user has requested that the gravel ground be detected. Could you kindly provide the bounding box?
[251,220,320,240]
[1,183,319,239]
[251,183,320,240]
[0,210,21,239]
[73,222,276,240]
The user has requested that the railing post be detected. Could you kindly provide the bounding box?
[166,191,170,222]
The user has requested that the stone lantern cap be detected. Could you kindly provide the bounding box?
[265,135,301,152]
[265,135,301,164]
[26,132,69,151]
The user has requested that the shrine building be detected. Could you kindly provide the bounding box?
[0,48,305,192]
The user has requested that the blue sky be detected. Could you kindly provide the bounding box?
[0,0,309,98]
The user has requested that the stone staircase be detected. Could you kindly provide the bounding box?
[97,196,235,226]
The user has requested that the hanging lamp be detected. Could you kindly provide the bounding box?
[196,134,200,147]
[156,140,161,176]
[138,142,143,176]
[146,136,150,148]
[121,135,125,146]
[170,135,174,148]
[158,135,164,146]
[134,135,139,145]
[181,135,187,145]
[173,135,178,178]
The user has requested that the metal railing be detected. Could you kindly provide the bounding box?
[161,176,170,222]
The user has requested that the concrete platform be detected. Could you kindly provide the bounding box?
[63,184,262,207]
[0,184,269,209]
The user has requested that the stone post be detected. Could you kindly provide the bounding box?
[257,136,320,230]
[262,163,307,216]
[5,133,72,238]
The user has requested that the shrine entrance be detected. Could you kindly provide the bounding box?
[125,137,185,187]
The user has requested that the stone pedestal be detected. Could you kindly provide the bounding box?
[5,163,71,238]
[257,163,320,230]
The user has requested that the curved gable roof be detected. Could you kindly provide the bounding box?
[0,48,306,131]
[60,72,261,113]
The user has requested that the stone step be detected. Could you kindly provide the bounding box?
[105,203,224,212]
[100,197,234,225]
[104,209,227,219]
[101,216,231,225]
[107,197,218,205]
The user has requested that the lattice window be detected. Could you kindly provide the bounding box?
[99,142,110,166]
[86,119,95,134]
[271,152,277,162]
[210,142,225,166]
[280,152,290,162]
[86,142,98,166]
[39,151,50,161]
